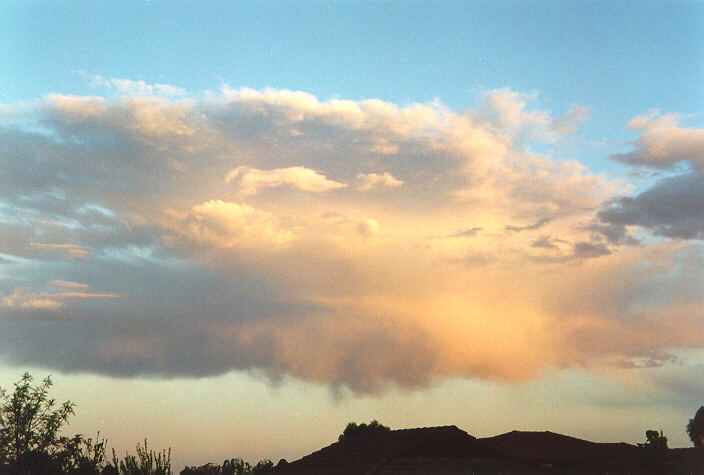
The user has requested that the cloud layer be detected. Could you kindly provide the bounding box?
[1,84,702,393]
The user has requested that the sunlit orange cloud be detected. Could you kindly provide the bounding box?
[1,85,702,393]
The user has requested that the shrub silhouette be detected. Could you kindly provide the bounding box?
[111,439,172,475]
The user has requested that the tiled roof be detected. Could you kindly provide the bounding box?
[480,430,640,463]
[272,425,525,474]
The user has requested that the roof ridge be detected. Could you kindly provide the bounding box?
[391,425,460,432]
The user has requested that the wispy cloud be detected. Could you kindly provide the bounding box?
[48,280,92,289]
[0,287,118,311]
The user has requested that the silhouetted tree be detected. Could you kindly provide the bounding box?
[687,406,704,448]
[338,420,391,441]
[0,372,75,465]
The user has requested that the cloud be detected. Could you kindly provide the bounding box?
[450,227,483,238]
[611,111,704,170]
[552,104,592,136]
[356,172,404,191]
[226,166,347,195]
[0,287,118,311]
[505,217,552,232]
[531,235,559,249]
[0,86,702,394]
[572,241,611,259]
[597,113,704,241]
[1,289,62,310]
[30,242,91,259]
[478,89,552,140]
[48,280,92,289]
[477,89,589,141]
[597,172,704,240]
[356,218,381,238]
[83,73,188,98]
[168,200,297,250]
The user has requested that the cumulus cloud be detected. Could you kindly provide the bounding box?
[0,85,702,393]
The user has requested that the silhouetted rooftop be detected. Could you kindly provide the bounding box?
[480,430,640,463]
[272,425,549,474]
[669,447,704,474]
[270,426,704,474]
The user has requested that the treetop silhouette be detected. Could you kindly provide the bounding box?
[338,420,391,441]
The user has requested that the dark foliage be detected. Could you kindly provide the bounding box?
[687,406,704,448]
[338,420,391,441]
[180,458,272,474]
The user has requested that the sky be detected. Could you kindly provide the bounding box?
[1,0,704,470]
